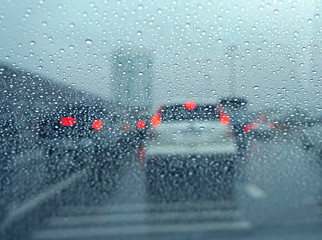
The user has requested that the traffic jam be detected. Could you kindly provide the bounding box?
[31,98,300,182]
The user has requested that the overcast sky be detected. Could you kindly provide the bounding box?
[0,0,321,112]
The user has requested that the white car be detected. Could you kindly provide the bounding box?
[143,102,238,198]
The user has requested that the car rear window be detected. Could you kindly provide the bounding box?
[161,105,219,122]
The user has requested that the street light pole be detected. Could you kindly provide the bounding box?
[227,44,237,96]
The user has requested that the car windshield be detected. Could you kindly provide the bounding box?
[0,1,321,240]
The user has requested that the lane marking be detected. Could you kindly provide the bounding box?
[0,169,86,230]
[57,200,237,216]
[33,221,252,239]
[48,209,240,227]
[244,184,266,199]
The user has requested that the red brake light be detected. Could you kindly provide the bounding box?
[60,117,76,126]
[267,121,275,129]
[220,113,230,125]
[138,146,146,168]
[258,115,266,123]
[151,114,161,127]
[251,122,259,129]
[93,120,103,130]
[122,123,130,132]
[185,100,196,110]
[243,125,251,133]
[137,120,146,129]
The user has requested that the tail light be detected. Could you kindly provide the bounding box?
[185,100,196,110]
[138,146,146,168]
[151,114,161,127]
[268,121,275,129]
[137,120,146,129]
[93,119,103,130]
[150,106,164,127]
[258,115,267,123]
[243,125,251,133]
[251,122,259,129]
[122,123,130,132]
[60,117,76,126]
[220,113,230,125]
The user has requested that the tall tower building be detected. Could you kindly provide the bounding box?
[111,47,153,112]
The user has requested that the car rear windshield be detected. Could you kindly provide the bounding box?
[161,105,219,122]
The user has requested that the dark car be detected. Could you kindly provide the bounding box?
[35,104,119,181]
[116,107,150,157]
[217,97,251,154]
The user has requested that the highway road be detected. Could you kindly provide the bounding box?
[2,133,322,240]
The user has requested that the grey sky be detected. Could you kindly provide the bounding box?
[0,0,321,111]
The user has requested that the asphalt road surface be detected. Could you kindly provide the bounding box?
[6,134,322,240]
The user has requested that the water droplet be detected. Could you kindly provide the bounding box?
[30,41,35,45]
[138,5,143,10]
[70,23,75,27]
[253,86,259,90]
[314,14,319,19]
[197,4,203,9]
[157,9,162,14]
[273,9,279,14]
[85,39,93,44]
[137,31,142,36]
[42,21,47,26]
[217,39,223,43]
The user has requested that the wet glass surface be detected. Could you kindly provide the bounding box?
[0,0,321,239]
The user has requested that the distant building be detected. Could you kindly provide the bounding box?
[111,47,154,112]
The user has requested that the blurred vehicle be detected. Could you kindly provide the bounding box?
[143,101,238,198]
[243,113,278,140]
[217,97,251,153]
[270,106,315,133]
[35,104,118,180]
[296,114,322,159]
[301,124,322,156]
[116,107,150,154]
